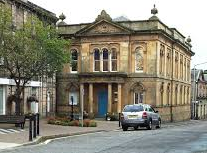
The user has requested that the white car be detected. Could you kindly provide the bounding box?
[120,104,161,131]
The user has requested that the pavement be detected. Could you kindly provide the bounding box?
[0,119,120,150]
[0,118,203,151]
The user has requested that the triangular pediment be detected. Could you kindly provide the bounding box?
[76,20,132,36]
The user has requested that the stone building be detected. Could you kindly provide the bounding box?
[0,0,57,116]
[191,69,207,119]
[57,6,194,122]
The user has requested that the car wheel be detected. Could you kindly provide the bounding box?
[122,126,128,131]
[147,120,152,130]
[134,126,138,130]
[156,119,161,128]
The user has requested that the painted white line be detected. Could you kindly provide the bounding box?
[0,142,20,149]
[0,131,6,134]
[41,131,104,145]
[7,129,20,133]
[0,129,13,133]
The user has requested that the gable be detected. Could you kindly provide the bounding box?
[76,20,132,36]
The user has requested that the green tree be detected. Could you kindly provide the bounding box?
[0,7,70,115]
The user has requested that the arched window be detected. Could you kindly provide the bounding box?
[175,84,178,105]
[180,85,183,104]
[131,82,145,104]
[102,48,109,71]
[94,49,100,71]
[135,47,144,72]
[160,83,164,106]
[71,49,78,72]
[167,83,170,105]
[111,48,117,71]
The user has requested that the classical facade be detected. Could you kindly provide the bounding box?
[0,0,57,116]
[57,6,194,122]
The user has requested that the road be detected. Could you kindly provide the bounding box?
[1,120,207,153]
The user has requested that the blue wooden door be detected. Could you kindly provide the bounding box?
[98,90,108,117]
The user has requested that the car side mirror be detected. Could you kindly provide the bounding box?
[155,110,159,113]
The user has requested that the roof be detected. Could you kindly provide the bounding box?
[191,69,207,82]
[5,0,57,22]
[58,10,194,55]
[191,69,200,81]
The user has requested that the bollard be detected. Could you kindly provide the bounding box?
[29,117,33,141]
[33,114,36,138]
[119,113,121,127]
[37,113,39,135]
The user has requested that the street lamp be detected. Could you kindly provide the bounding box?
[70,96,74,120]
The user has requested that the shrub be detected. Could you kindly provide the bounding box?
[47,117,56,124]
[47,117,97,127]
[89,121,97,127]
[70,120,79,126]
[106,112,119,121]
[83,119,90,127]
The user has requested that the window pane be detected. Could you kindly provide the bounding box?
[111,50,117,59]
[94,49,100,60]
[72,61,77,71]
[72,50,78,60]
[69,92,78,105]
[103,49,108,60]
[135,51,143,71]
[123,105,144,112]
[112,60,117,71]
[95,61,100,71]
[103,60,108,71]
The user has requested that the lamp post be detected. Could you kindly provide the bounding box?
[70,96,74,120]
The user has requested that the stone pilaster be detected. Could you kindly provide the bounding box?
[117,84,122,113]
[89,83,93,113]
[108,83,112,113]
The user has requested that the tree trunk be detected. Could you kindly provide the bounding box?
[15,85,22,115]
[15,95,21,115]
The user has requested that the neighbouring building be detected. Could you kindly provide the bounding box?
[57,6,194,122]
[191,69,207,119]
[0,0,57,116]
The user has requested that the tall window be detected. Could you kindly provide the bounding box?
[94,49,100,71]
[102,48,109,71]
[160,44,165,75]
[175,84,178,105]
[160,83,164,106]
[187,61,190,81]
[175,52,179,79]
[69,91,78,105]
[134,93,143,104]
[111,48,117,71]
[166,49,171,77]
[180,85,183,104]
[135,47,144,72]
[180,55,183,80]
[167,83,170,105]
[183,86,186,104]
[71,49,78,72]
[184,58,186,81]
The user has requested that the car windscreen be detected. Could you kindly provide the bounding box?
[123,105,144,112]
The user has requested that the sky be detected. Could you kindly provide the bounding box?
[30,0,207,70]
